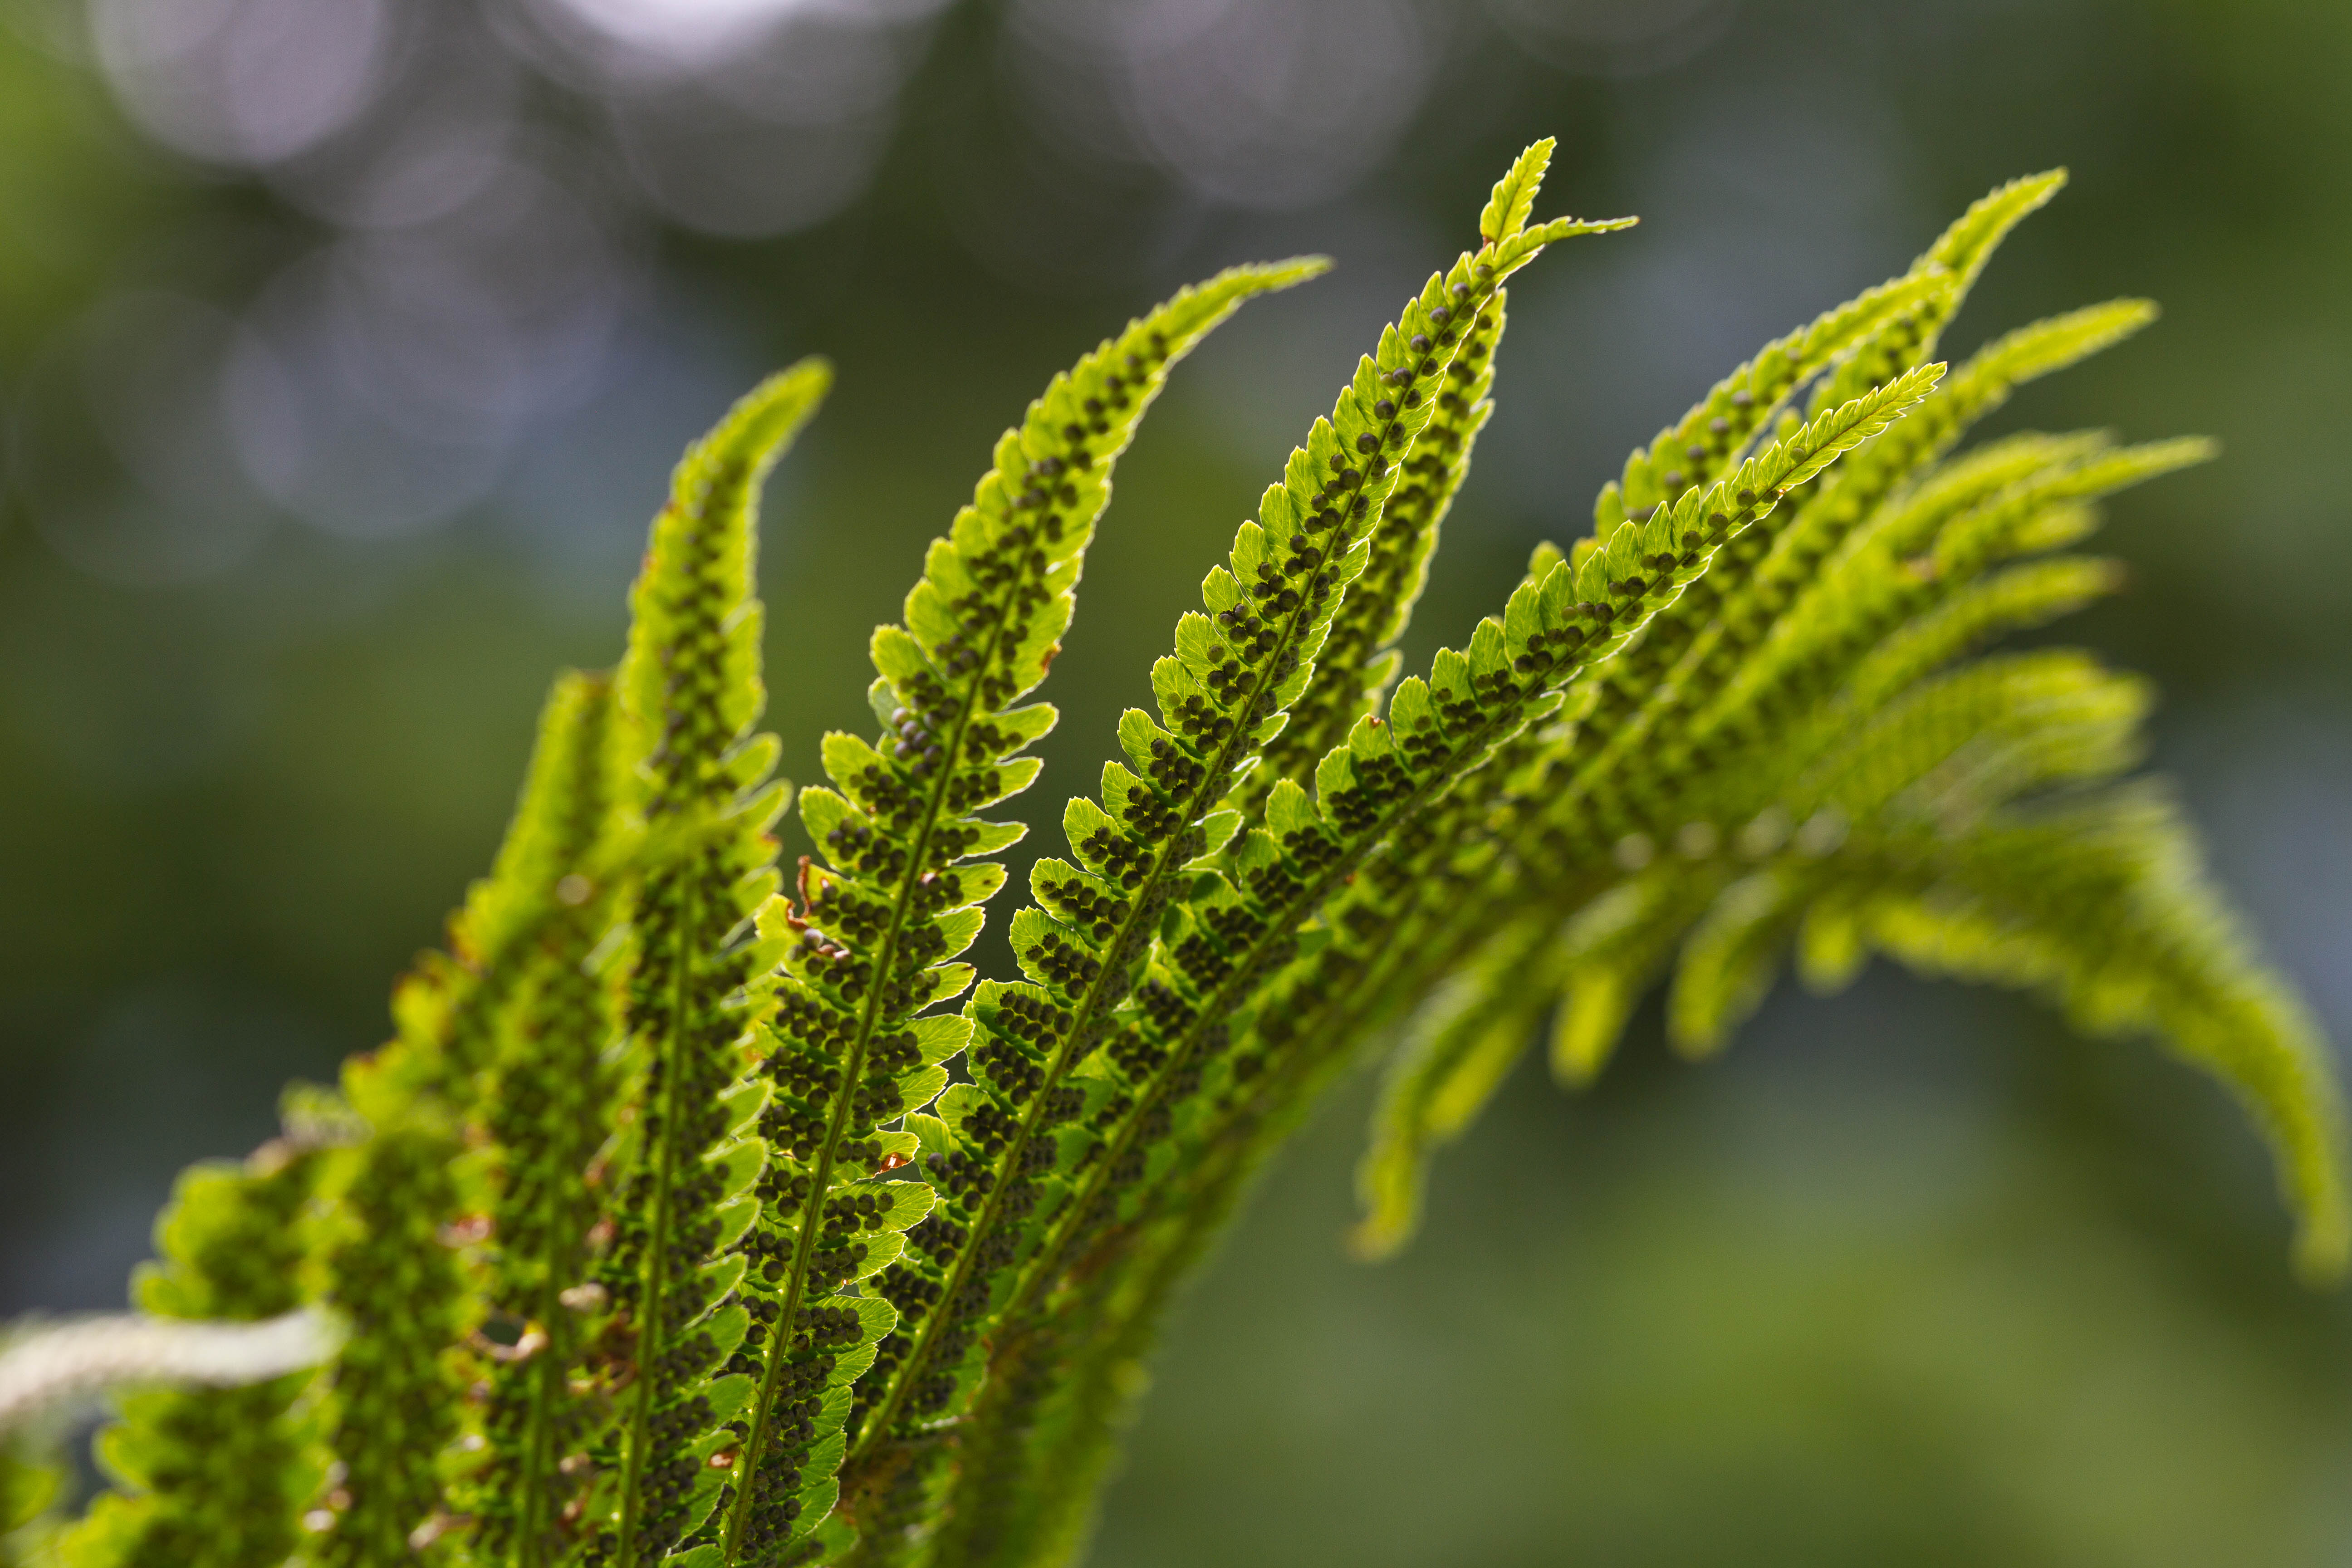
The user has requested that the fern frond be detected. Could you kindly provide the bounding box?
[1656,656,2161,1062]
[1274,182,2095,1260]
[1843,555,2123,710]
[917,171,1639,1565]
[1353,863,1726,1258]
[593,361,828,1568]
[1241,291,1509,805]
[1854,791,2348,1276]
[314,1066,473,1567]
[1731,789,2352,1279]
[1925,169,2069,296]
[1753,296,2157,626]
[1560,170,2061,779]
[1592,267,1955,536]
[919,362,1943,1565]
[1697,436,2212,763]
[1797,168,2066,424]
[1243,141,1626,805]
[1152,365,1943,1264]
[25,147,2347,1568]
[462,671,629,1568]
[43,1142,328,1568]
[1156,368,1944,1279]
[729,261,1323,1566]
[1523,309,2160,875]
[1327,191,2215,1282]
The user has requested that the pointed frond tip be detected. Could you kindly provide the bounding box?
[1929,168,2067,293]
[621,353,830,816]
[1479,136,1638,245]
[1926,790,2347,1282]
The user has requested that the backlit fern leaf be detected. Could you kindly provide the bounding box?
[461,671,630,1568]
[1837,791,2350,1275]
[56,1142,326,1568]
[933,362,1943,1567]
[1416,306,2166,1021]
[17,145,2349,1568]
[1239,139,1575,808]
[919,159,1634,1566]
[1335,240,2332,1296]
[592,362,828,1568]
[732,261,1323,1566]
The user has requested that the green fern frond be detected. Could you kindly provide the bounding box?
[1699,436,2213,760]
[1327,185,2260,1289]
[20,147,2349,1568]
[1852,554,2121,704]
[918,177,1642,1567]
[924,359,1945,1564]
[462,671,630,1568]
[1131,368,1948,1281]
[1925,169,2069,296]
[1244,289,1513,806]
[1707,790,2350,1281]
[1511,308,2161,884]
[1305,188,2102,1263]
[1592,268,1955,537]
[1564,170,2060,783]
[596,361,828,1568]
[1762,297,2158,608]
[1797,168,2066,424]
[1856,794,2350,1276]
[1245,142,1631,808]
[737,260,1322,1566]
[54,1142,326,1568]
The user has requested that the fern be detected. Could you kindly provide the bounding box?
[49,1141,330,1568]
[843,147,1628,1564]
[7,143,2345,1568]
[702,259,1323,1568]
[939,363,1945,1563]
[590,363,825,1568]
[462,672,630,1567]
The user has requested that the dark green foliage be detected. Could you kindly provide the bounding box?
[15,143,2346,1568]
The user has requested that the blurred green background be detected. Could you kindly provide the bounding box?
[5,0,2352,1561]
